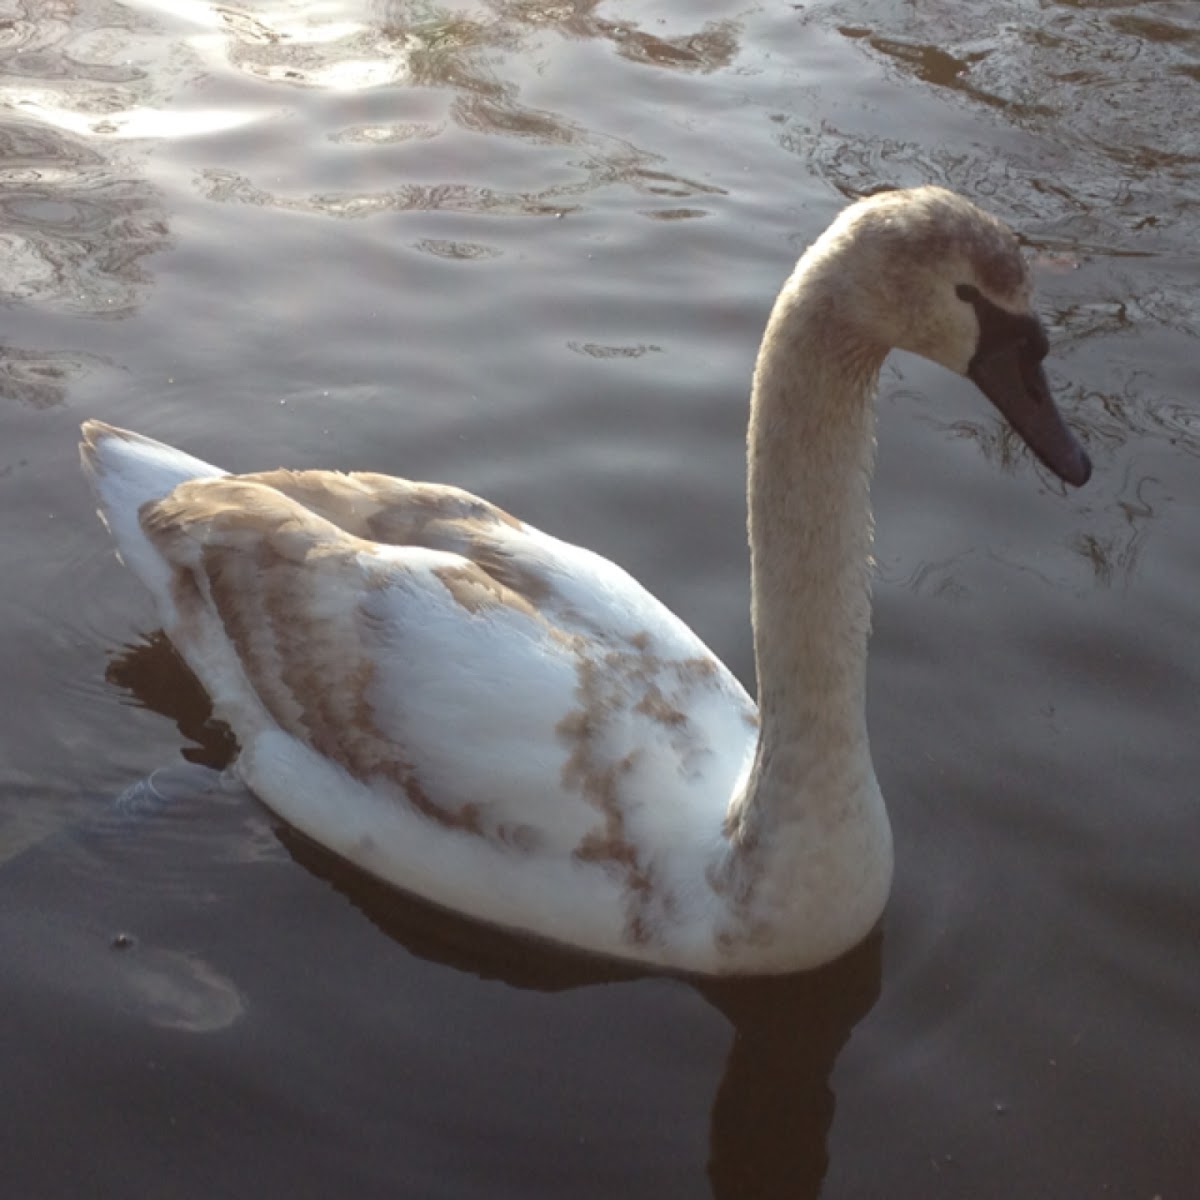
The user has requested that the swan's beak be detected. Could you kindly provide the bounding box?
[969,344,1092,487]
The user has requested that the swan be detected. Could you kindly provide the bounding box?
[80,187,1090,975]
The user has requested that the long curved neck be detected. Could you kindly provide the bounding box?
[728,263,887,852]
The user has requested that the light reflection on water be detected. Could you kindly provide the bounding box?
[1,1,1197,1197]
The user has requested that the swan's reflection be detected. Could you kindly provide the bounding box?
[108,634,882,1199]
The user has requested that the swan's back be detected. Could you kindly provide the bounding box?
[81,421,759,967]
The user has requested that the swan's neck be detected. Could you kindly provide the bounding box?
[749,279,883,756]
[723,261,890,915]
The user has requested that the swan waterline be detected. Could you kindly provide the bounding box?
[81,187,1089,976]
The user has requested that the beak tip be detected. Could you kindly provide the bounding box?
[1062,445,1092,488]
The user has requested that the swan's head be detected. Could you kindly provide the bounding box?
[817,186,1091,487]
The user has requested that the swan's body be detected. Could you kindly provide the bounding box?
[81,187,1089,975]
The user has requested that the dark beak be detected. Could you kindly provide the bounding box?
[968,344,1091,487]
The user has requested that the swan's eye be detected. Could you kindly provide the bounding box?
[956,283,980,302]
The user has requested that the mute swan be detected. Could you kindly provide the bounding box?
[81,187,1090,975]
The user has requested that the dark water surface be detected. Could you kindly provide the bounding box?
[2,1,1197,1196]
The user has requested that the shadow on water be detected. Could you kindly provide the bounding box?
[289,827,884,1200]
[99,634,883,1200]
[105,633,239,768]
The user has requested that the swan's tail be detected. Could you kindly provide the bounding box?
[80,420,225,610]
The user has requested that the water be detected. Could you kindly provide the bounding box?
[1,1,1197,1195]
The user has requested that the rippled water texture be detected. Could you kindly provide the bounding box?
[1,2,1197,1196]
